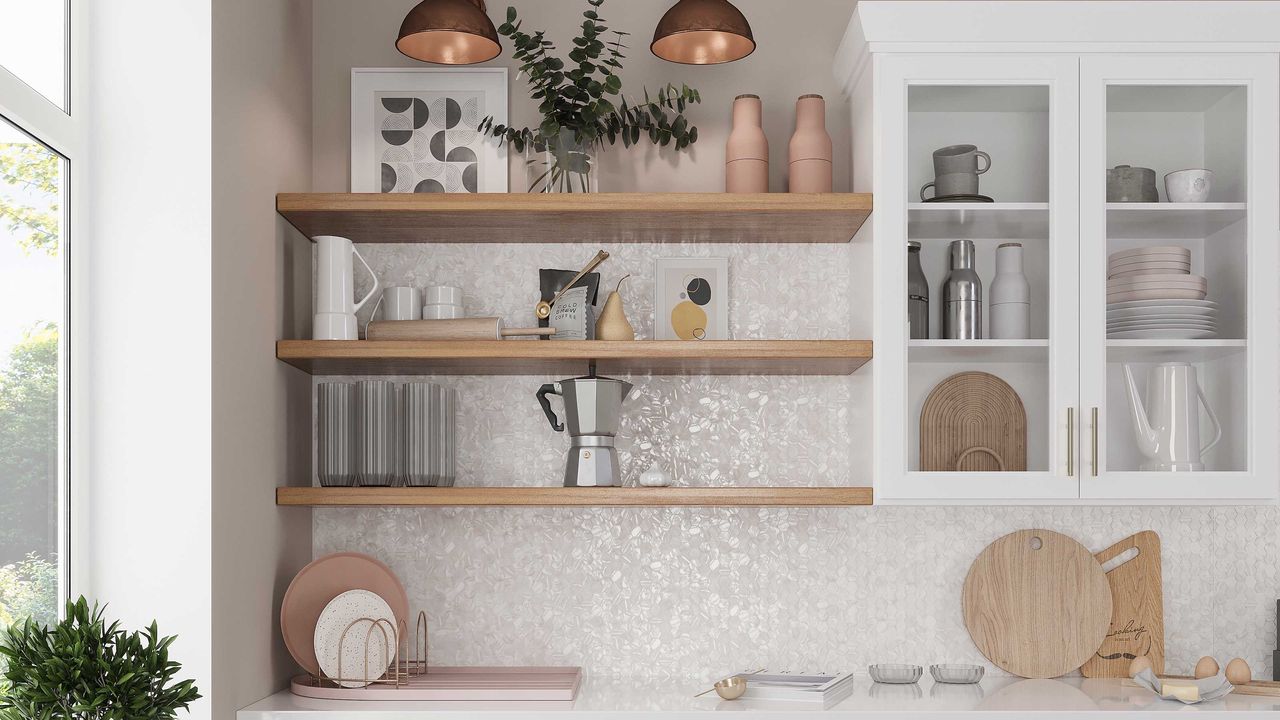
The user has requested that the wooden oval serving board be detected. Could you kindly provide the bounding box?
[963,529,1113,679]
[920,372,1027,472]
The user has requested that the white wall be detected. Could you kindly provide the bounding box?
[211,1,314,717]
[87,1,213,717]
[312,0,855,193]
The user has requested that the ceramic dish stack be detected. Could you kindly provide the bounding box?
[1107,246,1216,339]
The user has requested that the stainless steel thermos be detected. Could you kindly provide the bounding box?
[943,239,982,339]
[907,241,930,339]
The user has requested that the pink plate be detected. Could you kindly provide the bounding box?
[289,666,583,702]
[281,552,410,677]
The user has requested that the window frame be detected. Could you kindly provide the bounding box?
[0,0,88,609]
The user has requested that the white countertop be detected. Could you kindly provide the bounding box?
[239,676,1280,718]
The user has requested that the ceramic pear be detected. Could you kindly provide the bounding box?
[596,275,636,341]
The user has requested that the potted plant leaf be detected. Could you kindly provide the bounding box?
[0,597,201,720]
[479,0,700,193]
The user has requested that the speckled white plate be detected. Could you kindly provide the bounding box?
[313,589,397,687]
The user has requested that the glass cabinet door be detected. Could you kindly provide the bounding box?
[875,55,1080,502]
[1079,55,1280,500]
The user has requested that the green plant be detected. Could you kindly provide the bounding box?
[479,0,700,191]
[0,597,200,720]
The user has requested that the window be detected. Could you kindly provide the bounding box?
[0,118,63,635]
[0,0,68,110]
[0,0,76,652]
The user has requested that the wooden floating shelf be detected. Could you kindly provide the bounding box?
[277,192,872,244]
[277,486,874,507]
[276,340,872,376]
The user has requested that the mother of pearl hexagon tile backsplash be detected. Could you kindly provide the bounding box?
[311,241,1280,679]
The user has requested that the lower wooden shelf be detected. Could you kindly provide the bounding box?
[277,486,874,507]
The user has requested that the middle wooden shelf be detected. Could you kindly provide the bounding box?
[276,339,872,376]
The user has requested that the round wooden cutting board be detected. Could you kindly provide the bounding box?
[962,529,1113,679]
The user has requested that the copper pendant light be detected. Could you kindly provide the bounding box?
[396,0,502,65]
[651,0,756,65]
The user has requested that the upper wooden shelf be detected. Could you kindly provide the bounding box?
[277,486,873,507]
[276,192,872,244]
[276,340,872,376]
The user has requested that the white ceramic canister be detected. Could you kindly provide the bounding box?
[990,242,1030,339]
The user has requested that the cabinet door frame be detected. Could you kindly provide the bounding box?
[1079,54,1279,502]
[874,53,1081,503]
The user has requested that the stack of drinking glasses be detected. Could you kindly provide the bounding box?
[317,380,457,487]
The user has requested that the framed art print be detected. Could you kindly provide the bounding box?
[351,68,508,193]
[654,258,729,341]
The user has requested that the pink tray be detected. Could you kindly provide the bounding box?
[290,666,582,701]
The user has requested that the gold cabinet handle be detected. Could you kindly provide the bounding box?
[1067,407,1075,477]
[1091,407,1099,477]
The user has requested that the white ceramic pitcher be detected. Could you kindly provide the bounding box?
[314,235,378,340]
[1122,363,1222,471]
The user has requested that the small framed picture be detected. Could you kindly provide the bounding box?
[654,258,729,340]
[351,67,508,193]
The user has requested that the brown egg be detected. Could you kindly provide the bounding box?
[1194,656,1220,679]
[1129,655,1153,678]
[1226,658,1252,685]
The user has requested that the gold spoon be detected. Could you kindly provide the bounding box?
[535,249,610,320]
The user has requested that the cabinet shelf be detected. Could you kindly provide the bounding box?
[277,486,874,507]
[277,193,872,244]
[1106,203,1247,239]
[1106,339,1247,362]
[908,202,1049,240]
[909,339,1049,363]
[276,340,872,376]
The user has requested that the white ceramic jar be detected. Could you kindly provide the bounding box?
[990,242,1030,339]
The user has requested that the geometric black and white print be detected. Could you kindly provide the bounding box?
[375,91,482,193]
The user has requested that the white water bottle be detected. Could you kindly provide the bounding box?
[990,242,1029,339]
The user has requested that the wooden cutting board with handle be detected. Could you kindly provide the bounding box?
[1081,530,1164,678]
[963,529,1113,679]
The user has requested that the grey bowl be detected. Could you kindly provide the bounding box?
[929,664,984,684]
[869,664,923,684]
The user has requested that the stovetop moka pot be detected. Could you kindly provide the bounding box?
[536,373,634,487]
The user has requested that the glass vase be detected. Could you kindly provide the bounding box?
[524,132,598,193]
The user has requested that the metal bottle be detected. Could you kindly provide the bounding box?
[942,239,982,339]
[907,241,930,339]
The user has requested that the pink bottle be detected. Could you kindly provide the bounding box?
[725,94,768,193]
[788,94,832,193]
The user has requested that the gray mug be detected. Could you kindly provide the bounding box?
[933,144,991,176]
[921,172,980,201]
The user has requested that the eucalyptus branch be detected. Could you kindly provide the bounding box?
[478,0,699,156]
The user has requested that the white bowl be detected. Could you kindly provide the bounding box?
[1165,168,1214,203]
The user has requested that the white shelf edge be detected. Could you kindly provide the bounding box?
[1105,202,1247,211]
[908,202,1050,211]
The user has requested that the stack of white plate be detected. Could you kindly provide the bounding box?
[1106,246,1214,338]
[1107,299,1218,339]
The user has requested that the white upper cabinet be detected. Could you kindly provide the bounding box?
[1078,55,1279,501]
[839,2,1280,504]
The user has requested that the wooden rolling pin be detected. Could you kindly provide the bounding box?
[367,318,556,341]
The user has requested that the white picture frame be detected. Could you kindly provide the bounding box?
[654,257,730,340]
[351,67,508,193]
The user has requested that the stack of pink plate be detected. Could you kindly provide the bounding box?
[1106,246,1215,338]
[1106,246,1205,302]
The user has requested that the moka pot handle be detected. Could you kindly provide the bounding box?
[536,383,564,432]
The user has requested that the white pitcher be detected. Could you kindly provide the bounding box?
[1122,363,1222,471]
[314,235,378,340]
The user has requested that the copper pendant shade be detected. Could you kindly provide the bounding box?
[651,0,756,65]
[396,0,502,65]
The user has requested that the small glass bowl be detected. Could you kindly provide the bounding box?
[869,664,923,684]
[929,664,984,684]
